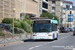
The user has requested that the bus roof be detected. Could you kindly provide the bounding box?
[51,20,58,24]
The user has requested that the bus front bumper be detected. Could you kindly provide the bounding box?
[33,36,53,40]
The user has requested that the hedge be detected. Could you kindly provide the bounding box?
[2,18,13,24]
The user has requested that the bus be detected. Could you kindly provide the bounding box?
[32,19,59,40]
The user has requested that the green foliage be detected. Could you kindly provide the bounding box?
[23,15,32,25]
[9,24,13,27]
[0,31,5,36]
[2,15,32,33]
[0,28,5,36]
[2,18,13,24]
[10,27,25,34]
[40,12,59,25]
[20,21,32,33]
[14,21,22,28]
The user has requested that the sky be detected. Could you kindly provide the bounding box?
[65,0,75,6]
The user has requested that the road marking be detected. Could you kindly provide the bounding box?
[29,35,70,50]
[29,45,42,50]
[73,48,75,50]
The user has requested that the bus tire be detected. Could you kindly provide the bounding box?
[55,34,58,40]
[55,38,58,40]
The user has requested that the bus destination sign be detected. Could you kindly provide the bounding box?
[34,20,51,23]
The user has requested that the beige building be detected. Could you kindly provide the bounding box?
[0,0,15,22]
[0,0,40,22]
[65,10,75,28]
[48,0,73,26]
[17,0,40,19]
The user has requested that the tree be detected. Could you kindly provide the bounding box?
[40,12,59,25]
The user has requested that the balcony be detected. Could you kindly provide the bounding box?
[62,10,65,13]
[61,5,66,8]
[43,0,48,4]
[42,8,48,11]
[61,15,65,19]
[52,10,55,12]
[52,3,55,6]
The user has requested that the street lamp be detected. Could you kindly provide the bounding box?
[12,8,16,41]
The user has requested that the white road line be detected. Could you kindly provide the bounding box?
[29,47,35,50]
[29,45,42,50]
[29,35,70,50]
[73,48,75,50]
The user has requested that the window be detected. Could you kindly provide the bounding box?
[52,7,55,10]
[52,13,55,16]
[46,0,48,2]
[52,1,55,6]
[42,2,48,9]
[32,0,38,3]
[52,1,55,3]
[70,11,72,14]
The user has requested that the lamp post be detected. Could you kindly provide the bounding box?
[12,8,16,41]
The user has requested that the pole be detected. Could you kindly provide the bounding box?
[61,5,62,26]
[13,11,15,41]
[12,8,16,42]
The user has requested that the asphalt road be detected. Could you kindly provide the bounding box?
[0,32,75,50]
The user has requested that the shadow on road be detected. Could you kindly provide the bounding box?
[23,39,56,42]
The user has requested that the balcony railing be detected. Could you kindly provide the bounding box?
[52,3,55,6]
[42,8,48,11]
[43,0,48,4]
[52,10,55,12]
[61,10,65,13]
[61,5,66,8]
[62,15,65,19]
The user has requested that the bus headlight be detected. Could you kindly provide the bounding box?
[48,34,52,36]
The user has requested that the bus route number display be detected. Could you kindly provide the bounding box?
[34,20,51,23]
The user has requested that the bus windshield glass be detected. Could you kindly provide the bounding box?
[33,23,52,32]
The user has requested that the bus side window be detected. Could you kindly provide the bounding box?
[52,23,54,31]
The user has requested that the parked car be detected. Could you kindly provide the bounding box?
[64,27,69,32]
[73,27,75,35]
[0,23,10,32]
[73,27,75,31]
[69,28,72,32]
[60,27,68,33]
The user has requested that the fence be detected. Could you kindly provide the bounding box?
[0,33,32,44]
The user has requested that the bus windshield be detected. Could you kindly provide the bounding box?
[33,23,52,32]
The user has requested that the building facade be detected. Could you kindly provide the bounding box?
[0,0,41,22]
[15,0,41,20]
[65,10,75,28]
[48,0,73,26]
[0,0,15,22]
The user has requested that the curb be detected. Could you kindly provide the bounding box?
[0,41,24,48]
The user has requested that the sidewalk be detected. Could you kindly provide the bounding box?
[0,41,24,48]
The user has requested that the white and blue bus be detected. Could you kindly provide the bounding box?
[32,19,59,40]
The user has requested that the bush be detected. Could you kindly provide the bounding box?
[14,21,22,28]
[10,27,25,34]
[2,18,13,24]
[40,12,59,25]
[0,31,5,36]
[21,21,32,33]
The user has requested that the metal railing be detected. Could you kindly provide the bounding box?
[0,33,32,44]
